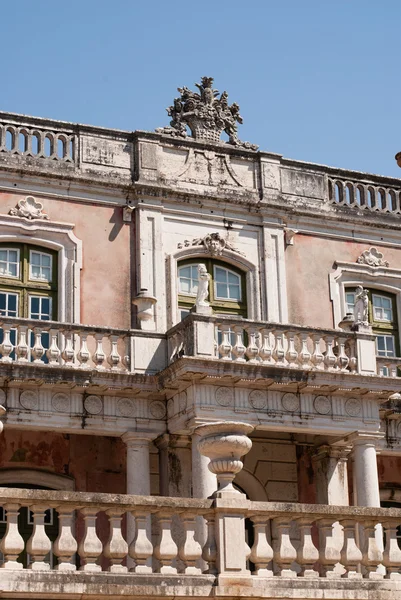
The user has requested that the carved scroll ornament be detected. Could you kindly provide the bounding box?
[9,196,49,220]
[357,247,389,268]
[177,232,245,257]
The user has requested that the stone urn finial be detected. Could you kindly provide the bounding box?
[194,421,253,497]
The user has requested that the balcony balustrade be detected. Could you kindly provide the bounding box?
[0,317,138,373]
[0,487,400,583]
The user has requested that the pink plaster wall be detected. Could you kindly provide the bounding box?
[0,192,131,328]
[285,235,401,328]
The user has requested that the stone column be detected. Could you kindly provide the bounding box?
[351,434,383,574]
[156,434,192,497]
[191,432,217,500]
[352,436,381,508]
[122,432,154,566]
[313,446,350,506]
[313,445,350,572]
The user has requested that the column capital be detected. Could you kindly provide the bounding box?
[121,431,158,446]
[345,432,384,448]
[154,433,191,451]
[312,444,351,463]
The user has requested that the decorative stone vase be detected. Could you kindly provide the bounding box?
[195,421,253,497]
[132,289,157,331]
[0,404,6,434]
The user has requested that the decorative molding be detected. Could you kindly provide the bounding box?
[0,469,75,491]
[116,397,136,418]
[177,232,245,257]
[149,400,166,419]
[215,387,234,407]
[51,393,71,413]
[357,247,389,268]
[156,76,258,150]
[281,393,300,412]
[284,227,298,246]
[249,390,268,410]
[9,196,49,220]
[313,395,331,415]
[345,398,362,417]
[19,390,39,410]
[84,395,103,415]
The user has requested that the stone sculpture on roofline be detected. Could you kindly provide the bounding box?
[156,76,258,151]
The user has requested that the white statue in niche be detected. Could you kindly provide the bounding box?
[196,264,210,307]
[354,285,369,326]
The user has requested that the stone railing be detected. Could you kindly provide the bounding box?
[0,114,76,164]
[328,176,401,215]
[0,487,401,581]
[377,357,401,378]
[0,317,165,374]
[167,314,359,373]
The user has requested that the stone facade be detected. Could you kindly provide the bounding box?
[0,82,401,597]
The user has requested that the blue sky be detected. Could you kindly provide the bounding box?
[3,1,401,177]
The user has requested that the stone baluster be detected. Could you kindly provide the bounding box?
[202,511,217,575]
[258,328,274,364]
[32,327,45,363]
[361,519,383,579]
[26,505,52,570]
[129,509,153,573]
[296,517,319,578]
[61,330,75,367]
[317,518,341,578]
[46,329,61,366]
[245,326,259,363]
[273,517,297,577]
[340,519,362,579]
[78,508,103,572]
[231,325,246,362]
[15,325,29,363]
[121,336,131,372]
[107,334,121,371]
[272,330,286,366]
[0,503,25,569]
[154,510,178,574]
[311,334,324,370]
[298,332,311,369]
[53,506,78,571]
[77,332,91,368]
[324,335,337,371]
[347,339,358,374]
[336,336,349,372]
[178,511,202,574]
[104,508,128,573]
[249,515,273,577]
[382,520,401,580]
[93,333,106,370]
[0,323,14,363]
[218,324,232,361]
[285,331,298,367]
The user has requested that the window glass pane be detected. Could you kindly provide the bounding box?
[377,336,385,352]
[373,295,393,321]
[216,283,228,298]
[215,268,227,283]
[386,336,395,356]
[228,271,239,285]
[179,266,190,279]
[178,264,198,295]
[0,248,20,278]
[228,284,241,300]
[30,296,40,317]
[29,251,52,282]
[382,297,391,309]
[346,292,355,313]
[0,292,18,317]
[180,279,191,294]
[384,308,392,321]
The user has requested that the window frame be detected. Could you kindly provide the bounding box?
[345,287,399,357]
[177,258,247,317]
[0,243,57,320]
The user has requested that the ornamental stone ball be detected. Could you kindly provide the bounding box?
[156,76,258,151]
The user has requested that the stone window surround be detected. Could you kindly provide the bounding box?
[330,261,401,334]
[168,247,261,327]
[0,214,82,323]
[0,468,75,490]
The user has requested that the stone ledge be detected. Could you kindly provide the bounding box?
[0,571,400,600]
